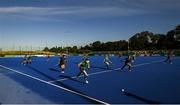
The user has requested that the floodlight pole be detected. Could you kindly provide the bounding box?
[45,42,48,48]
[31,45,32,52]
[30,45,32,55]
[19,46,22,56]
[12,44,15,51]
[0,48,2,56]
[127,39,130,55]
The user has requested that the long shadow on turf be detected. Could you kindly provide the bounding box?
[49,68,60,72]
[27,65,53,80]
[123,91,162,104]
[91,66,113,70]
[32,67,85,84]
[59,74,85,84]
[50,68,89,84]
[26,65,99,104]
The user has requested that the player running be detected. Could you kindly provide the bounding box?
[121,55,133,71]
[77,57,90,84]
[118,52,122,58]
[21,55,28,65]
[27,55,32,64]
[103,54,112,69]
[46,54,50,62]
[131,55,136,62]
[164,49,173,64]
[58,54,66,73]
[21,55,32,65]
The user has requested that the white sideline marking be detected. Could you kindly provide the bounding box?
[0,64,110,105]
[49,60,164,83]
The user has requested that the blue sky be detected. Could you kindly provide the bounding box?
[0,0,180,50]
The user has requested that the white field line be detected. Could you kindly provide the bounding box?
[49,59,164,83]
[0,64,110,105]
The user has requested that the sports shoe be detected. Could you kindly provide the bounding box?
[61,71,65,73]
[85,80,89,84]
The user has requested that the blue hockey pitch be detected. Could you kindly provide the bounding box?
[0,56,180,104]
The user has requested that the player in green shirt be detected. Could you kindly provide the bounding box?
[77,57,90,84]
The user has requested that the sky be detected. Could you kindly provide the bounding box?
[0,0,180,50]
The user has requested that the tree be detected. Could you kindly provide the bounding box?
[43,47,50,52]
[174,25,180,41]
[43,24,180,52]
[50,47,57,52]
[166,25,180,49]
[129,31,154,50]
[174,25,180,49]
[68,46,78,53]
[156,34,167,50]
[166,30,175,49]
[90,41,102,51]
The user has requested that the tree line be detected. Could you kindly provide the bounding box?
[43,25,180,53]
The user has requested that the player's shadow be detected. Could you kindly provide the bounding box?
[26,65,100,104]
[50,68,86,84]
[123,91,162,104]
[27,65,53,80]
[59,74,86,84]
[49,68,59,72]
[91,66,113,70]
